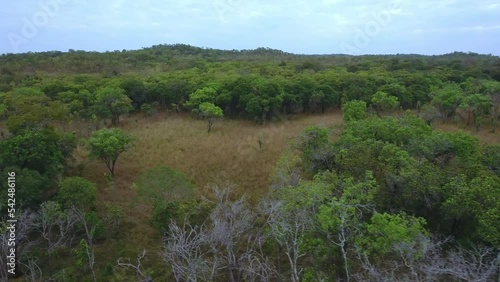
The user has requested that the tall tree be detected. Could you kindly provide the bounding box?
[88,128,135,176]
[431,83,464,121]
[460,94,493,131]
[93,86,133,125]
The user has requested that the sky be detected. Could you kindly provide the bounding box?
[1,0,500,55]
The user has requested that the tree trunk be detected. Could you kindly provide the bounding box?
[112,115,119,126]
[207,119,213,132]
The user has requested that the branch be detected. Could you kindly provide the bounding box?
[117,249,152,282]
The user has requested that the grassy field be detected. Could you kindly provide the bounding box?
[81,111,344,198]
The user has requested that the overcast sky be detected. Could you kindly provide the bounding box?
[1,0,499,55]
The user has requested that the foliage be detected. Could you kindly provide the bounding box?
[481,144,500,176]
[133,165,197,232]
[295,125,332,172]
[460,93,493,131]
[198,102,224,132]
[1,87,68,132]
[93,86,133,125]
[443,175,500,247]
[185,86,218,109]
[1,45,500,281]
[140,103,155,116]
[342,100,368,122]
[0,166,49,210]
[371,91,399,114]
[57,177,97,210]
[431,83,464,121]
[358,212,428,256]
[88,128,135,176]
[0,127,75,176]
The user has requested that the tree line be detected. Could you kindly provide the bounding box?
[1,48,499,131]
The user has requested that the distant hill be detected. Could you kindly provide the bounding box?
[1,43,498,76]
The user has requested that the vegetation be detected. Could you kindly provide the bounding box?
[0,45,499,281]
[88,128,135,176]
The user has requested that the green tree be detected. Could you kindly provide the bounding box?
[88,128,135,176]
[317,171,378,281]
[267,180,330,282]
[460,94,493,131]
[198,102,223,132]
[119,77,147,110]
[0,128,75,176]
[133,166,198,233]
[342,100,368,122]
[2,87,69,133]
[0,167,49,210]
[57,177,97,210]
[358,212,428,256]
[431,83,463,121]
[185,86,218,109]
[57,89,95,121]
[295,126,332,171]
[93,86,132,125]
[443,175,500,247]
[241,79,283,123]
[140,103,156,116]
[245,97,269,124]
[481,144,500,176]
[370,91,399,114]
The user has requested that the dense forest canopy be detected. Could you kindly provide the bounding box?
[0,45,499,281]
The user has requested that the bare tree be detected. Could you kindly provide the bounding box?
[207,187,258,282]
[73,206,100,282]
[355,235,500,282]
[36,201,78,253]
[440,244,499,282]
[265,199,312,282]
[164,221,214,282]
[117,249,152,282]
[19,258,43,282]
[164,186,277,282]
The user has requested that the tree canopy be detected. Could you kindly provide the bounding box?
[88,128,135,176]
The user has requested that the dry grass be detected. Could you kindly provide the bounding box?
[113,111,343,200]
[433,121,500,145]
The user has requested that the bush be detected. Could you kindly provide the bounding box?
[140,103,156,116]
[57,176,97,210]
[342,100,368,122]
[134,166,198,232]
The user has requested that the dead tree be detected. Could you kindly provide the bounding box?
[117,249,152,282]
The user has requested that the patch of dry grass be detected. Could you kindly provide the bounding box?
[115,111,344,200]
[433,121,500,144]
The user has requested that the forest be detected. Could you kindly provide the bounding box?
[0,44,499,281]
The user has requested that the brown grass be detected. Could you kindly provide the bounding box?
[433,121,500,145]
[112,111,343,199]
